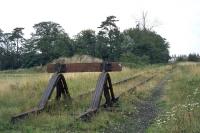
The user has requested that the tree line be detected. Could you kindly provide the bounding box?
[0,15,170,70]
[172,53,200,62]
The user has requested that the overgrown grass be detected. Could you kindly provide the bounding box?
[147,63,200,133]
[0,65,170,133]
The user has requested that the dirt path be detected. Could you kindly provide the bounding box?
[105,72,172,133]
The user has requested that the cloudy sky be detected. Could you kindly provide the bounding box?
[0,0,199,55]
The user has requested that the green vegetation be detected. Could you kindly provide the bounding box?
[0,65,168,133]
[0,15,169,70]
[2,58,200,133]
[175,53,200,62]
[147,63,200,132]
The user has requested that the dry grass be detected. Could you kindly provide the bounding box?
[147,63,200,133]
[0,64,170,133]
[51,55,102,64]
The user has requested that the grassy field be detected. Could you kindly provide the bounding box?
[2,63,198,133]
[0,64,165,133]
[147,63,200,132]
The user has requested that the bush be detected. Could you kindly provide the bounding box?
[120,53,150,67]
[188,54,200,62]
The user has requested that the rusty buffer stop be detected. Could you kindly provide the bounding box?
[11,62,122,123]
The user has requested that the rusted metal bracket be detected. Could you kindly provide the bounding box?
[79,72,118,120]
[47,62,122,73]
[11,62,121,123]
[11,72,71,123]
[79,62,120,120]
[79,74,156,120]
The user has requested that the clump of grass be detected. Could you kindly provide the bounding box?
[51,54,102,64]
[147,63,200,133]
[0,64,169,133]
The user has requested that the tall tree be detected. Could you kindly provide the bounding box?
[123,28,170,63]
[0,29,16,69]
[10,27,25,55]
[97,16,123,61]
[9,27,25,67]
[0,30,12,53]
[0,29,4,69]
[136,11,160,31]
[28,21,73,65]
[74,29,96,56]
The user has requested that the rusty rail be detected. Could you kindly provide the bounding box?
[76,73,143,100]
[47,62,122,73]
[112,73,142,85]
[79,72,118,120]
[11,61,162,123]
[79,74,156,120]
[11,62,122,123]
[118,75,156,97]
[11,71,153,122]
[11,73,71,123]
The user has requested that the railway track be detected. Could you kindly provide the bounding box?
[11,71,153,123]
[66,67,174,131]
[79,73,156,119]
[11,63,173,123]
[78,66,173,119]
[75,72,144,100]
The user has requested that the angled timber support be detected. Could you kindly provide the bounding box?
[11,62,121,123]
[37,72,71,109]
[91,72,118,109]
[80,62,121,120]
[11,70,71,123]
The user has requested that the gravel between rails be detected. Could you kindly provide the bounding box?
[105,72,172,133]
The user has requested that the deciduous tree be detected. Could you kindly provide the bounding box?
[97,16,123,61]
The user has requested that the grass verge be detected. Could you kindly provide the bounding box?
[0,65,170,133]
[147,64,200,132]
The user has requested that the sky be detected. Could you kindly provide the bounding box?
[0,0,199,55]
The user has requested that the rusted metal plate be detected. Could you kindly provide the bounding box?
[79,72,118,120]
[47,62,122,73]
[11,73,71,123]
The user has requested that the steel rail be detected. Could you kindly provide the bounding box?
[75,72,145,100]
[79,74,156,120]
[11,73,71,123]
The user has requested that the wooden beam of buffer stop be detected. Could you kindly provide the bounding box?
[47,62,122,73]
[10,62,121,123]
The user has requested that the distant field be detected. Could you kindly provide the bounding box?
[1,63,199,133]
